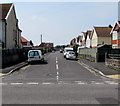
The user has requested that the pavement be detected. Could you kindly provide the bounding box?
[78,58,120,79]
[0,61,28,77]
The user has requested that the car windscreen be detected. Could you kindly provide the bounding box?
[29,51,39,56]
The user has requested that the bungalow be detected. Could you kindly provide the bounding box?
[91,26,112,48]
[0,3,22,49]
[21,36,31,47]
[110,21,120,48]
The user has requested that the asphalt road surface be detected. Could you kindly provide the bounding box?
[1,51,119,105]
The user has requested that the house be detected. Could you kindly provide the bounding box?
[81,32,87,47]
[110,21,120,48]
[91,26,112,48]
[21,36,31,47]
[70,38,76,45]
[0,3,22,49]
[39,42,54,49]
[86,30,92,48]
[77,35,82,46]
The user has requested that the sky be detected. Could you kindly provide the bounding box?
[3,2,119,46]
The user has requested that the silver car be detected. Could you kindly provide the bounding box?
[66,51,76,60]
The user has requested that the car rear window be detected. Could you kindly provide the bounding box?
[69,52,75,54]
[29,51,39,56]
[66,50,73,52]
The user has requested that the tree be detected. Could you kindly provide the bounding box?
[30,40,34,46]
[73,44,79,57]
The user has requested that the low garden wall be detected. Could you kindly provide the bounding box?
[78,48,99,62]
[78,48,97,62]
[78,46,120,62]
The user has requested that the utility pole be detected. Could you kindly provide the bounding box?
[41,34,42,44]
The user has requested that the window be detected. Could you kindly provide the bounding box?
[112,31,118,40]
[29,51,39,56]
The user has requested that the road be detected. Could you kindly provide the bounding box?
[1,51,119,105]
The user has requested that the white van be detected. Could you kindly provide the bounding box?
[64,47,74,58]
[28,50,44,63]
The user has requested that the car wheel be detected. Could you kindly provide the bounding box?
[41,58,44,62]
[66,58,68,60]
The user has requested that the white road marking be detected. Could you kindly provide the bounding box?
[105,81,118,85]
[56,76,59,81]
[42,82,54,85]
[94,83,104,84]
[109,83,118,85]
[77,83,85,84]
[104,81,118,84]
[27,82,39,85]
[55,57,59,82]
[11,83,23,85]
[56,64,59,70]
[56,57,58,61]
[59,81,63,82]
[0,83,7,85]
[1,80,118,86]
[56,60,58,64]
[74,81,83,83]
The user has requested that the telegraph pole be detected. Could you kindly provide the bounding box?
[41,34,42,44]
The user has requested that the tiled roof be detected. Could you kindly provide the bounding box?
[0,3,12,19]
[82,32,87,37]
[78,36,83,41]
[94,27,112,37]
[21,36,28,42]
[39,42,53,48]
[78,36,83,40]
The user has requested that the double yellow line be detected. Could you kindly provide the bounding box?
[0,73,6,77]
[106,75,120,79]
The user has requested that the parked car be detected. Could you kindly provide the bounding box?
[64,47,74,58]
[60,49,63,53]
[52,50,55,53]
[66,51,76,60]
[28,50,44,63]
